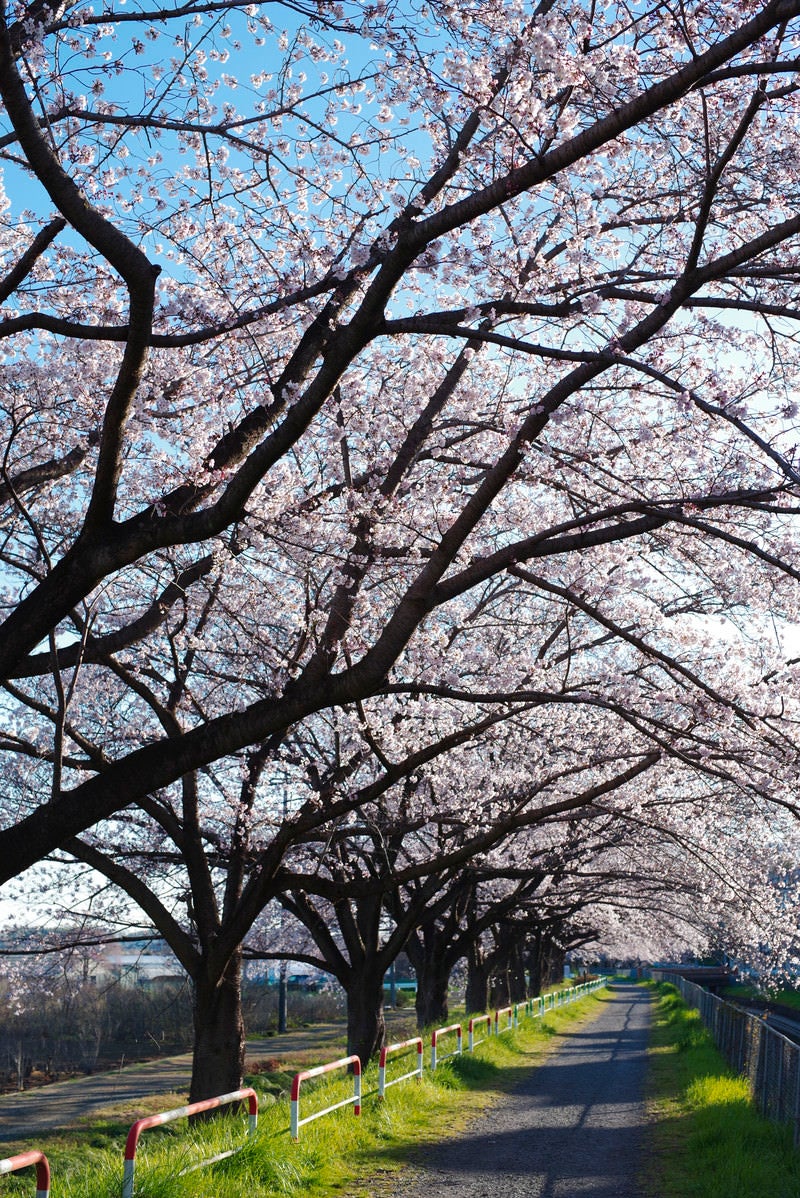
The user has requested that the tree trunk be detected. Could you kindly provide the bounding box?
[509,942,527,1002]
[546,944,566,988]
[344,968,386,1065]
[414,964,450,1028]
[465,946,490,1014]
[490,968,510,1007]
[404,927,452,1029]
[526,930,555,997]
[189,950,245,1104]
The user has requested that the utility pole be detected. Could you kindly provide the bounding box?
[278,784,289,1034]
[278,958,288,1033]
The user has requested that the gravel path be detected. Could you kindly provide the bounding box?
[389,983,652,1198]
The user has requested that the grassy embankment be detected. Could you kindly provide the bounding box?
[645,981,800,1198]
[1,988,607,1198]
[720,981,800,1012]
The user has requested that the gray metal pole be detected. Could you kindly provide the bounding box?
[277,785,289,1034]
[278,959,288,1034]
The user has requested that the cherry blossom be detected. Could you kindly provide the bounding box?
[3,0,800,1095]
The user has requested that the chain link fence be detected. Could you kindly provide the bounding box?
[653,972,800,1144]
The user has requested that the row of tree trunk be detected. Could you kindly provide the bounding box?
[240,912,571,1083]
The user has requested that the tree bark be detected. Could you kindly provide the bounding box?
[509,942,528,1002]
[526,931,550,997]
[526,931,565,997]
[189,950,245,1104]
[489,970,510,1007]
[414,963,450,1027]
[547,944,566,988]
[344,967,386,1064]
[465,944,490,1014]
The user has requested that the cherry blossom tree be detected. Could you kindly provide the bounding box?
[4,0,800,875]
[10,665,800,1092]
[6,0,800,1101]
[54,693,661,1087]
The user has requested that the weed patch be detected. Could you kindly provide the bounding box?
[644,982,800,1198]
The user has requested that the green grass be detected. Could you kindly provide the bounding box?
[0,990,607,1198]
[719,981,800,1011]
[644,982,800,1198]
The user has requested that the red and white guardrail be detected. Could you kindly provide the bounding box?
[122,1087,258,1198]
[0,1152,50,1198]
[431,1023,463,1070]
[379,1037,424,1098]
[495,1005,514,1034]
[290,1055,361,1140]
[468,1013,492,1052]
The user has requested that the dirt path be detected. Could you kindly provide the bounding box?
[0,1014,412,1147]
[383,983,652,1198]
